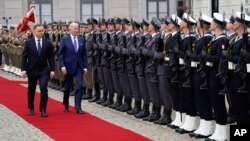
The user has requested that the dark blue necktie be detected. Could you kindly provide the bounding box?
[38,39,42,55]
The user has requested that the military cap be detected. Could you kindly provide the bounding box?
[107,18,115,24]
[234,11,250,25]
[169,14,182,27]
[114,18,122,24]
[213,12,226,26]
[132,21,141,29]
[2,25,8,30]
[121,18,130,24]
[182,13,197,25]
[150,17,162,29]
[164,16,171,25]
[99,18,106,25]
[141,19,150,27]
[199,13,213,25]
[87,18,98,25]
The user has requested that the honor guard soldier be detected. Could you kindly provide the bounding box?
[141,17,162,122]
[203,12,229,141]
[167,14,183,129]
[153,16,173,125]
[126,20,142,115]
[175,13,198,134]
[229,11,250,125]
[109,18,124,109]
[84,18,98,100]
[134,19,151,119]
[117,18,133,112]
[189,13,215,139]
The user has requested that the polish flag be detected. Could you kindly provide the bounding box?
[16,5,36,33]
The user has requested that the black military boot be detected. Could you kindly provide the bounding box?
[96,91,108,104]
[127,100,141,115]
[110,95,123,109]
[82,88,92,99]
[171,74,179,83]
[183,78,191,88]
[48,80,53,88]
[89,83,100,102]
[134,103,150,119]
[120,97,132,112]
[102,93,114,107]
[143,105,161,122]
[154,108,172,125]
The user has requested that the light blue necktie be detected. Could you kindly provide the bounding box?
[73,37,78,53]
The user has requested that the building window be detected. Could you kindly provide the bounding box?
[147,0,169,20]
[177,0,188,18]
[28,0,53,24]
[81,0,104,22]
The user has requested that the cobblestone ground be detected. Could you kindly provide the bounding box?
[0,104,53,141]
[0,70,206,141]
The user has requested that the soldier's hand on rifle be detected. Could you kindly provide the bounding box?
[222,50,228,58]
[186,50,191,57]
[174,47,179,54]
[201,50,207,57]
[240,48,247,56]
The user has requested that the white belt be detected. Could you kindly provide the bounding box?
[164,56,169,61]
[179,58,184,65]
[228,61,236,70]
[191,61,199,68]
[247,64,250,73]
[206,62,213,67]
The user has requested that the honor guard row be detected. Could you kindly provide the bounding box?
[1,9,250,141]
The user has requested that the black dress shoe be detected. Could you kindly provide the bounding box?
[109,102,120,109]
[167,123,179,129]
[204,138,215,141]
[88,96,100,102]
[102,100,114,107]
[64,105,69,112]
[154,116,172,125]
[29,109,35,116]
[193,133,211,139]
[120,104,131,112]
[76,108,85,114]
[175,128,193,134]
[134,110,150,119]
[189,132,197,138]
[41,112,48,117]
[127,107,141,115]
[96,98,106,104]
[82,93,92,100]
[143,113,160,122]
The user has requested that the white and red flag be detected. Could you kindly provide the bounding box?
[16,5,36,32]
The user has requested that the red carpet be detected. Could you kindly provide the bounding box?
[0,76,151,141]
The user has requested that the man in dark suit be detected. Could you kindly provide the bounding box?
[21,24,55,117]
[59,22,87,114]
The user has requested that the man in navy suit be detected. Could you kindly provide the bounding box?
[21,24,55,117]
[59,22,87,114]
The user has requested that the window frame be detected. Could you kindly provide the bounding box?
[80,0,104,21]
[27,0,53,24]
[146,0,169,19]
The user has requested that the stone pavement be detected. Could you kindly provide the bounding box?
[0,70,205,141]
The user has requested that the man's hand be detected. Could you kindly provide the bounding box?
[21,71,27,78]
[50,71,55,79]
[61,67,67,76]
[83,68,88,75]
